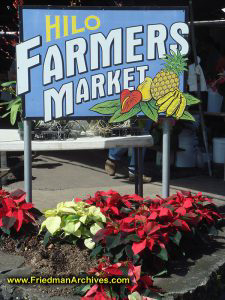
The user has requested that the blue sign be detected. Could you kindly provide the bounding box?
[17,7,189,122]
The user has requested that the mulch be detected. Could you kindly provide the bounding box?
[0,231,98,297]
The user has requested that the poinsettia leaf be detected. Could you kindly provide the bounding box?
[109,104,141,123]
[124,234,141,243]
[15,210,24,232]
[140,100,158,122]
[90,99,120,115]
[106,286,119,299]
[142,289,162,299]
[84,238,95,249]
[43,231,52,247]
[209,225,218,236]
[1,227,10,235]
[114,248,125,262]
[125,244,134,258]
[74,283,92,296]
[132,239,146,255]
[2,216,16,229]
[9,189,26,200]
[153,269,168,278]
[106,233,122,250]
[120,207,133,214]
[90,244,103,258]
[170,231,182,246]
[156,248,168,261]
[20,203,33,210]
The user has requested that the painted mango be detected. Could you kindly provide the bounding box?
[137,77,153,101]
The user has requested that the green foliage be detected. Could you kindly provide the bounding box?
[109,104,141,123]
[39,200,106,249]
[183,93,201,106]
[0,81,22,125]
[90,99,120,114]
[140,100,158,122]
[179,111,196,122]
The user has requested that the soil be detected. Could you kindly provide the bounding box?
[0,230,98,298]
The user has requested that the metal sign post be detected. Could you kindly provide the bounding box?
[24,120,32,202]
[162,118,170,197]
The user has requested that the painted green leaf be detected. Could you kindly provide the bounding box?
[183,93,201,106]
[179,111,196,122]
[109,104,141,123]
[90,99,120,115]
[140,100,158,122]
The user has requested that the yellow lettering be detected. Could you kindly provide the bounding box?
[72,16,85,34]
[46,15,60,42]
[85,15,100,30]
[63,16,69,37]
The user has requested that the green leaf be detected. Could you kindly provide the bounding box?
[74,283,92,295]
[90,222,104,235]
[140,100,158,122]
[90,244,103,258]
[179,111,196,122]
[209,225,218,236]
[153,269,168,278]
[125,244,134,258]
[114,248,125,262]
[1,112,10,118]
[156,248,168,261]
[183,93,201,106]
[10,102,21,125]
[170,231,182,246]
[142,289,162,299]
[90,99,120,115]
[84,237,95,249]
[109,104,141,123]
[40,216,61,235]
[1,227,10,235]
[43,231,52,247]
[106,233,121,250]
[124,234,141,243]
[1,81,16,87]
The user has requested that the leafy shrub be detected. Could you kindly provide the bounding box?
[88,190,223,267]
[74,256,160,300]
[0,189,38,235]
[40,200,106,249]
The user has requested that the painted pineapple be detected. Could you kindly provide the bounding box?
[153,51,188,119]
[151,50,187,100]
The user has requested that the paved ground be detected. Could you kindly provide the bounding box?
[3,149,225,211]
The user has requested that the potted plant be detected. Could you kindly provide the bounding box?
[0,80,23,138]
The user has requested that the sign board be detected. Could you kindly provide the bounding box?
[17,7,191,123]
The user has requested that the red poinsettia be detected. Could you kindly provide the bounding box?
[0,189,36,232]
[82,257,155,300]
